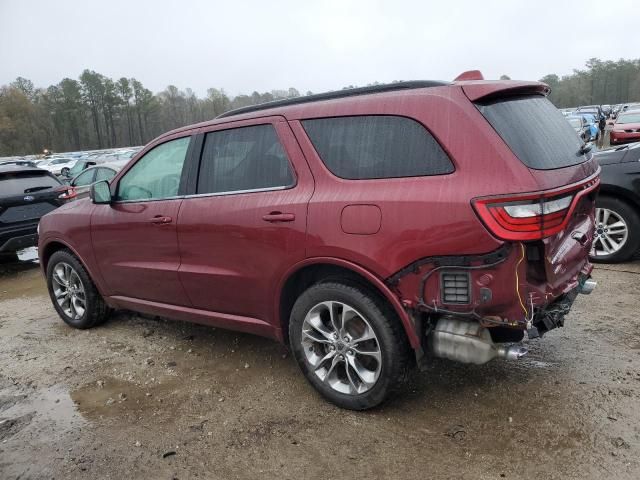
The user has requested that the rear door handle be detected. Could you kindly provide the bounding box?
[150,215,173,225]
[262,212,295,223]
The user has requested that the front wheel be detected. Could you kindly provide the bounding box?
[289,282,411,410]
[591,196,640,263]
[46,249,110,328]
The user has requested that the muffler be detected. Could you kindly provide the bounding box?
[428,317,528,365]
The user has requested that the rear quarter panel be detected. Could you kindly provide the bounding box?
[288,87,542,278]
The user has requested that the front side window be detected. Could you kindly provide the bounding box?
[117,136,190,201]
[302,115,454,180]
[95,168,116,182]
[73,169,95,186]
[197,124,294,194]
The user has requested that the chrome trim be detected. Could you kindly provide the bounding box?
[183,184,293,199]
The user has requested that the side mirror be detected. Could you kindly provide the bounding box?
[90,180,112,204]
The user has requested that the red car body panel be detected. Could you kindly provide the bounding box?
[610,121,640,145]
[38,80,598,350]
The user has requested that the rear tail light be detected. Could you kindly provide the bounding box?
[57,186,77,201]
[472,176,599,241]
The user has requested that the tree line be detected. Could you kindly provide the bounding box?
[1,58,639,156]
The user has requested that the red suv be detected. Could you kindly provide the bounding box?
[39,75,599,410]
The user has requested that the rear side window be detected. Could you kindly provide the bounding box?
[197,124,294,194]
[476,95,586,170]
[0,171,61,198]
[302,115,453,179]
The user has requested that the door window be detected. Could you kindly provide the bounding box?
[95,167,116,182]
[117,136,190,201]
[72,169,96,186]
[197,125,294,194]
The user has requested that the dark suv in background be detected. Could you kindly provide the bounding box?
[0,165,75,262]
[39,75,598,409]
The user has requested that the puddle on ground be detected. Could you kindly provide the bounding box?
[0,263,45,301]
[0,385,84,441]
[70,376,181,420]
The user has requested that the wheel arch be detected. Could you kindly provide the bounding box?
[598,184,640,210]
[40,238,107,296]
[276,257,419,349]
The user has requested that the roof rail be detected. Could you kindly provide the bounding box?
[216,80,449,119]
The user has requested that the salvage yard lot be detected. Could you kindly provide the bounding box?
[1,259,639,480]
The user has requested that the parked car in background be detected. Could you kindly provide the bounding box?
[0,165,75,263]
[60,159,98,180]
[591,143,640,262]
[566,115,596,142]
[0,159,38,168]
[610,110,640,145]
[39,77,599,410]
[573,113,599,142]
[68,165,119,198]
[39,157,78,176]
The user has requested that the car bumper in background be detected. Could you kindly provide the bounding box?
[610,131,640,144]
[0,225,38,253]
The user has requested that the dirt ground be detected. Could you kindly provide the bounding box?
[0,251,639,480]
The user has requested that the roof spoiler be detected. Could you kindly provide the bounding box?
[462,82,550,102]
[453,70,550,102]
[454,70,484,81]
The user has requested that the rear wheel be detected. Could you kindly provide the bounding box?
[289,281,411,410]
[46,249,110,328]
[591,196,640,263]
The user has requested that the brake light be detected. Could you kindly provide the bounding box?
[57,186,77,201]
[472,176,599,241]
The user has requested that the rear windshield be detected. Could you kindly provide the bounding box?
[0,171,60,198]
[476,95,586,170]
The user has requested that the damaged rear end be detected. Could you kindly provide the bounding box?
[389,80,600,367]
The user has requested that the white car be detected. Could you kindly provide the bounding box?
[39,158,78,176]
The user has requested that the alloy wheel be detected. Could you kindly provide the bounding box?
[301,301,382,395]
[591,207,628,257]
[52,262,87,320]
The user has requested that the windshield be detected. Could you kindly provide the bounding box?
[0,171,60,197]
[617,113,640,124]
[476,95,586,170]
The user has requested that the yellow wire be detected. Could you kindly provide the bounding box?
[515,243,528,317]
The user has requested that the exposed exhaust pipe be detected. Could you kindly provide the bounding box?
[428,317,528,365]
[578,278,597,295]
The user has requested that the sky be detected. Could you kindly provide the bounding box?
[1,0,638,97]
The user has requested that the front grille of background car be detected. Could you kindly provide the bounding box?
[440,271,471,304]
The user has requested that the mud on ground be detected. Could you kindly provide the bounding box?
[0,257,639,479]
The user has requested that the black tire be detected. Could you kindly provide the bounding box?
[46,249,110,328]
[289,281,411,410]
[591,196,640,263]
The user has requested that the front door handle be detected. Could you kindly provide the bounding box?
[150,215,173,225]
[262,212,295,223]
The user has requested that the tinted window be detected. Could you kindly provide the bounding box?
[117,136,190,201]
[95,167,116,182]
[197,124,294,194]
[302,115,453,180]
[0,171,61,198]
[73,169,95,186]
[477,95,586,170]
